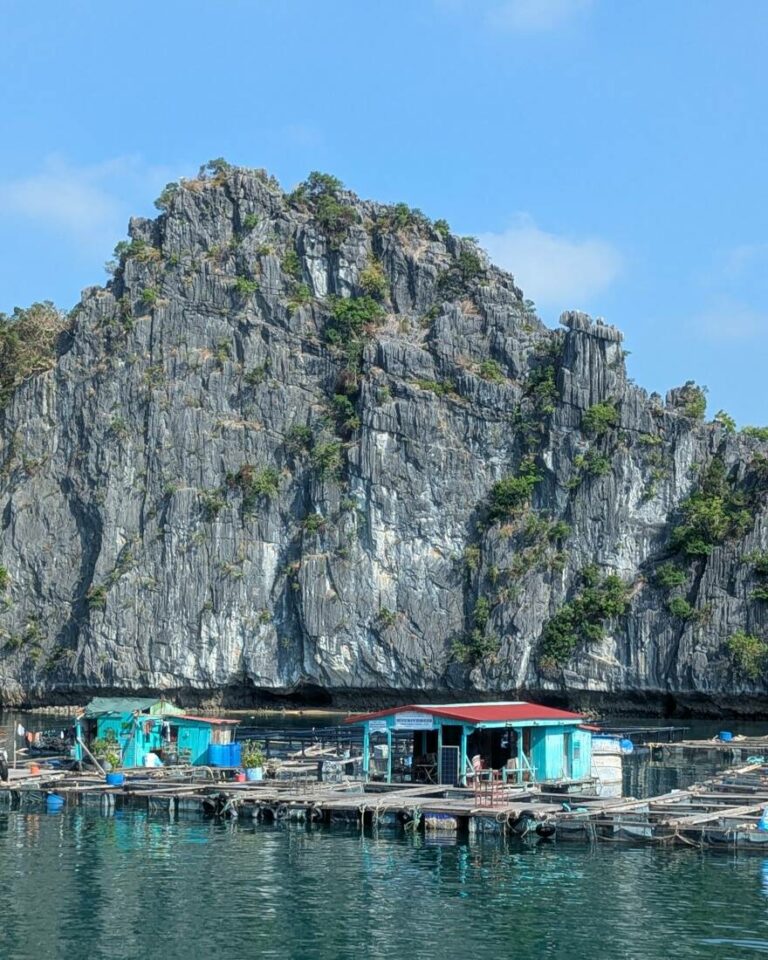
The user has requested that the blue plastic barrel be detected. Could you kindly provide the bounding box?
[105,772,125,786]
[719,731,733,742]
[229,742,242,768]
[208,744,227,766]
[46,794,65,812]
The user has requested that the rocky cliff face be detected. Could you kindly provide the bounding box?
[0,165,766,714]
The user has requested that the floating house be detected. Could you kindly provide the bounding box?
[74,697,238,768]
[348,701,593,788]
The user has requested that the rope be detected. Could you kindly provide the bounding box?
[404,806,422,833]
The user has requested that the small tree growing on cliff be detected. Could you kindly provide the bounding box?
[538,566,631,667]
[0,302,70,406]
[582,401,619,436]
[727,630,768,680]
[487,458,541,523]
[671,456,753,557]
[290,172,358,248]
[714,410,736,433]
[676,381,707,420]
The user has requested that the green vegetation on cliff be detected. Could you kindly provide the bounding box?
[0,302,70,406]
[539,566,631,668]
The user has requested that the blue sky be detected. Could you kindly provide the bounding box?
[0,0,765,425]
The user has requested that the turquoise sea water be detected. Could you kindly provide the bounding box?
[4,713,768,959]
[2,807,768,960]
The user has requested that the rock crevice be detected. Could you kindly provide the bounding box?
[0,166,766,715]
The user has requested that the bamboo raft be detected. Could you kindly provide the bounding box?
[5,761,768,848]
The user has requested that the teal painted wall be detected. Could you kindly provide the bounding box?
[91,714,228,767]
[530,727,553,779]
[358,715,594,784]
[96,715,165,767]
[96,716,138,766]
[572,729,592,780]
[176,724,211,764]
[529,725,593,781]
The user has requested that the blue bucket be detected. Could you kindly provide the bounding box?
[46,794,65,812]
[105,772,125,787]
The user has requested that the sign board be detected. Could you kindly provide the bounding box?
[368,719,388,734]
[394,711,434,731]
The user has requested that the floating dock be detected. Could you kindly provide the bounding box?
[647,736,768,764]
[6,761,768,849]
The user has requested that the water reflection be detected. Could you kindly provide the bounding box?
[1,807,768,960]
[4,713,768,960]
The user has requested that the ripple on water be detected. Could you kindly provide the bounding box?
[2,809,768,960]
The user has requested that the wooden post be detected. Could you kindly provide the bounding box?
[516,727,524,785]
[460,726,468,787]
[362,726,370,780]
[386,727,392,784]
[77,736,104,769]
[73,720,83,765]
[437,723,443,784]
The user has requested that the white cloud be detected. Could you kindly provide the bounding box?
[691,302,767,343]
[435,0,595,32]
[478,215,622,309]
[487,0,594,32]
[0,155,172,257]
[723,242,768,279]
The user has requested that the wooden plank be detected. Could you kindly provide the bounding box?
[664,801,768,828]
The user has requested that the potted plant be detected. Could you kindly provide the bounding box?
[241,740,265,781]
[91,736,121,774]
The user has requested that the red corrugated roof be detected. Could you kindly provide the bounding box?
[173,714,239,725]
[346,701,582,725]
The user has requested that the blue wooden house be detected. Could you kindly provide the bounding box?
[74,697,238,767]
[348,701,592,788]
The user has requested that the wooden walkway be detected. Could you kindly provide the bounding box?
[5,762,768,848]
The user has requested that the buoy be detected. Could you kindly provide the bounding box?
[620,738,634,755]
[46,794,65,812]
[759,806,768,832]
[29,763,41,775]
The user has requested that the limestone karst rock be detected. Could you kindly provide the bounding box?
[0,165,766,713]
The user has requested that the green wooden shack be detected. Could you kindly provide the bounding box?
[74,697,238,768]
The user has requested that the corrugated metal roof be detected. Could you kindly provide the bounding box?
[346,701,583,725]
[84,697,165,717]
[173,714,239,726]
